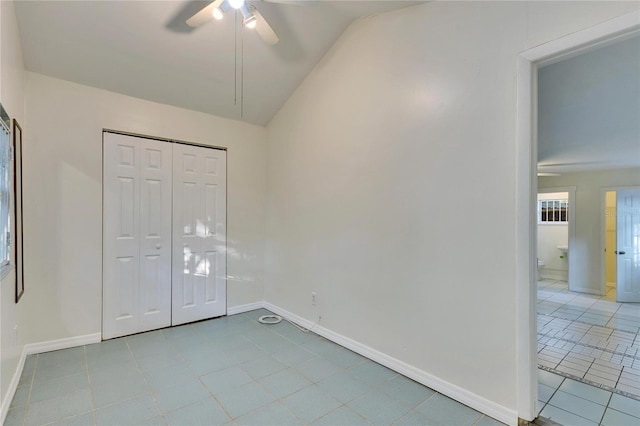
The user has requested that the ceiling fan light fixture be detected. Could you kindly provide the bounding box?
[228,0,245,10]
[212,7,224,20]
[244,14,257,29]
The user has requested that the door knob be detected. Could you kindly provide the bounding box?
[155,244,161,250]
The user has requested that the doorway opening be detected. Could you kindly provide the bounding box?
[515,11,640,422]
[600,186,640,303]
[601,186,640,303]
[536,188,575,291]
[604,190,617,300]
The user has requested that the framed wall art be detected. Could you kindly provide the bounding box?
[13,119,23,303]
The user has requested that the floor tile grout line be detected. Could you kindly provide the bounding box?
[597,391,614,425]
[20,353,36,426]
[546,389,610,425]
[539,362,640,402]
[552,342,579,375]
[541,314,634,338]
[82,345,98,426]
[536,333,640,362]
[538,375,565,419]
[124,334,166,424]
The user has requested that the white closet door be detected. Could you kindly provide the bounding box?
[172,144,227,325]
[103,133,172,339]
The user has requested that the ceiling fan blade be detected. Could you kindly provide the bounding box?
[260,0,307,4]
[253,8,279,45]
[186,0,225,28]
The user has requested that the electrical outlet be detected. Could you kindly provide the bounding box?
[311,291,317,306]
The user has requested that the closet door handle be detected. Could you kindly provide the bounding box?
[155,244,161,250]
[617,251,626,255]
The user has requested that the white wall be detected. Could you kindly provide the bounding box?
[538,224,569,281]
[265,0,640,418]
[537,226,568,280]
[539,168,640,294]
[0,0,25,408]
[18,72,267,344]
[537,193,569,280]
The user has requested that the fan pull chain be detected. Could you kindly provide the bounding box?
[233,9,237,106]
[241,17,245,119]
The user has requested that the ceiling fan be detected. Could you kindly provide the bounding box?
[186,0,281,45]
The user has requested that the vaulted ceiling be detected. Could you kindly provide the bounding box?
[15,0,422,126]
[15,1,639,170]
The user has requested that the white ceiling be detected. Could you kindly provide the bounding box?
[538,34,640,174]
[14,0,422,126]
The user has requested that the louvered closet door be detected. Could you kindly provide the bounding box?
[172,144,227,325]
[103,133,172,339]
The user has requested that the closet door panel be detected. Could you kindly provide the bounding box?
[138,139,172,331]
[103,134,141,339]
[103,133,172,339]
[172,144,226,325]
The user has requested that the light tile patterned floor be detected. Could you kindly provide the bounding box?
[6,309,504,426]
[537,369,640,426]
[537,280,640,399]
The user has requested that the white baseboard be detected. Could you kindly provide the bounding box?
[24,333,102,355]
[263,302,518,426]
[1,332,101,424]
[0,347,26,425]
[227,302,264,316]
[540,268,568,281]
[571,286,601,296]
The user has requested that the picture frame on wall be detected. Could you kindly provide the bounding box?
[13,119,24,303]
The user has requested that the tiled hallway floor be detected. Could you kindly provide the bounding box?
[6,309,504,426]
[537,280,640,399]
[537,369,640,426]
[536,280,640,425]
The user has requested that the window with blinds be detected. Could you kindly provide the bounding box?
[539,199,568,224]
